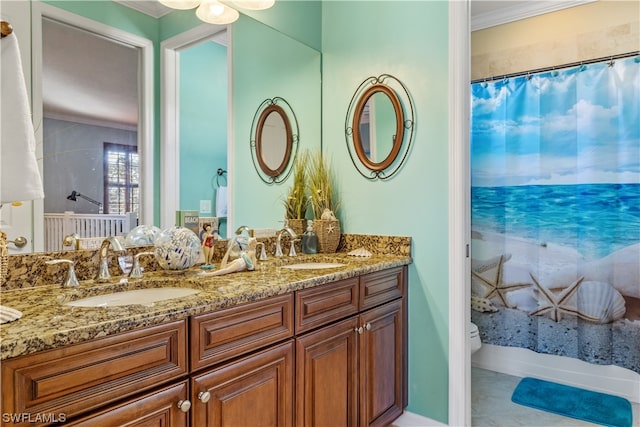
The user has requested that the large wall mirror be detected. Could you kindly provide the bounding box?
[162,15,322,233]
[25,2,153,253]
[250,97,298,183]
[345,74,415,180]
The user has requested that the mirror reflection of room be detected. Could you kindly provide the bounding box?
[41,18,141,250]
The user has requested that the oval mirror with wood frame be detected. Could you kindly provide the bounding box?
[251,97,299,184]
[346,74,414,180]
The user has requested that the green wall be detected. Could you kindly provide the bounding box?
[37,1,452,422]
[179,41,228,215]
[321,1,450,422]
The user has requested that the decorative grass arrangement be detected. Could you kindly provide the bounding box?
[307,151,341,253]
[282,150,309,235]
[283,150,309,220]
[307,150,339,219]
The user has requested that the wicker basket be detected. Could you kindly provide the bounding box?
[313,219,341,253]
[0,231,8,286]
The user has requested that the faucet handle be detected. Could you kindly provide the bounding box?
[129,251,155,279]
[289,239,300,257]
[45,259,80,287]
[256,242,268,261]
[275,241,284,257]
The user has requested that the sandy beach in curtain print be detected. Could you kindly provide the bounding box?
[470,183,640,373]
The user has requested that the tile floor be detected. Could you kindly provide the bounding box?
[472,368,640,427]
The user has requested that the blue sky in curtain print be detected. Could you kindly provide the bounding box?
[471,56,640,188]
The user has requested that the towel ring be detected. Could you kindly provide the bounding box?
[216,168,227,187]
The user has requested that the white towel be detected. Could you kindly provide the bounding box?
[1,32,44,204]
[216,186,228,217]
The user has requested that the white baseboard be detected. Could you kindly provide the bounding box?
[392,411,447,427]
[472,343,640,403]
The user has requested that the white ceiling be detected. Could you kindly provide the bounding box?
[43,1,596,129]
[42,18,139,130]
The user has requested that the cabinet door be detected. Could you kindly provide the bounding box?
[65,380,189,427]
[358,299,404,427]
[296,316,359,427]
[191,340,294,427]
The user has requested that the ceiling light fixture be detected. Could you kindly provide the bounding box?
[159,0,274,25]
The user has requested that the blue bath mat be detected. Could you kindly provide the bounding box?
[511,377,632,427]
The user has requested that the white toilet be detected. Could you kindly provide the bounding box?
[470,322,482,354]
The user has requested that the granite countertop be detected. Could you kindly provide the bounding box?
[0,253,411,360]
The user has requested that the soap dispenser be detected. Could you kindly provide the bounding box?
[301,220,318,254]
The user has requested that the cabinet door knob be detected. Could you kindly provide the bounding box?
[177,400,191,412]
[198,391,212,403]
[355,326,363,334]
[365,322,372,331]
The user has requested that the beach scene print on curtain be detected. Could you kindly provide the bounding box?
[470,55,640,373]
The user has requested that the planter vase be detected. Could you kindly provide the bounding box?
[313,219,341,253]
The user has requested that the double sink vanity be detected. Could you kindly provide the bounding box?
[0,235,411,427]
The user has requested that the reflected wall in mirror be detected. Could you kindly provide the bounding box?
[232,15,321,231]
[160,25,229,236]
[345,74,415,180]
[250,97,298,183]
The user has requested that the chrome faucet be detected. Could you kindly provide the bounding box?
[96,237,126,281]
[235,225,252,236]
[62,233,80,250]
[45,259,80,287]
[275,226,298,257]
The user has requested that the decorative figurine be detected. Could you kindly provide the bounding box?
[200,223,218,268]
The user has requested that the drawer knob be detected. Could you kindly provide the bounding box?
[177,400,191,412]
[199,391,212,403]
[365,322,372,331]
[355,326,363,334]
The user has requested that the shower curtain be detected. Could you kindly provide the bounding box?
[470,55,640,374]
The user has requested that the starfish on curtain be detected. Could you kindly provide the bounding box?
[471,254,531,308]
[528,273,598,322]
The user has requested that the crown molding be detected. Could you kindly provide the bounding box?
[114,1,173,19]
[471,0,598,32]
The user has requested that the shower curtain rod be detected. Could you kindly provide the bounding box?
[471,51,640,84]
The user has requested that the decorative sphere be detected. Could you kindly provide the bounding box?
[154,226,202,270]
[124,225,161,247]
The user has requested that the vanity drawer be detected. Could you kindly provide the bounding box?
[359,267,405,310]
[295,277,359,334]
[190,294,294,371]
[0,320,187,426]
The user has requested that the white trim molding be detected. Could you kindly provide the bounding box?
[392,411,447,427]
[471,0,597,31]
[448,1,471,426]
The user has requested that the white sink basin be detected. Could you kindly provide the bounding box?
[282,262,346,270]
[66,287,200,307]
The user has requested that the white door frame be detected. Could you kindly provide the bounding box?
[448,1,471,426]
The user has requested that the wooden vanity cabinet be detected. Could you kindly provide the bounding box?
[0,320,188,427]
[1,266,406,427]
[295,267,407,427]
[188,293,295,427]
